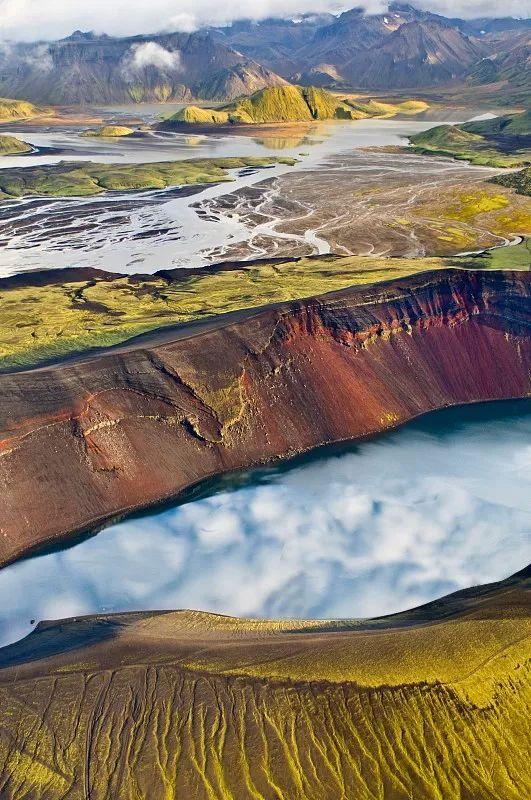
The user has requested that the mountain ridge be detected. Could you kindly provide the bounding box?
[0,567,528,799]
[0,30,287,104]
[0,5,528,104]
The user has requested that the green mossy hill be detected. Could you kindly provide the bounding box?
[0,156,296,200]
[0,248,526,371]
[80,125,135,138]
[0,97,43,122]
[0,134,32,155]
[490,166,531,197]
[463,110,531,138]
[164,86,428,126]
[410,111,531,168]
[172,107,230,125]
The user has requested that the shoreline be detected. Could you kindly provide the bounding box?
[7,394,530,573]
[0,268,528,569]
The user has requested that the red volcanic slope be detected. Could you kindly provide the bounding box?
[0,268,529,567]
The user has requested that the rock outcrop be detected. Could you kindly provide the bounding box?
[0,268,529,568]
[0,567,528,799]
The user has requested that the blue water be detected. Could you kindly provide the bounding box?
[1,400,530,647]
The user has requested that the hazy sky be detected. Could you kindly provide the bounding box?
[0,1,529,41]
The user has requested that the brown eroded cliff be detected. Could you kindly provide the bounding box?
[0,268,529,567]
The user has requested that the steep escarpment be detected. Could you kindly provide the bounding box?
[0,568,528,799]
[0,268,529,567]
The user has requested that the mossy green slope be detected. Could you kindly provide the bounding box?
[490,166,531,197]
[1,245,528,371]
[165,85,428,126]
[0,155,296,200]
[0,134,32,155]
[173,106,231,125]
[0,97,43,122]
[0,570,528,799]
[464,110,531,138]
[80,125,135,138]
[410,110,531,167]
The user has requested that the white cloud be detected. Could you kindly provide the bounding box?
[414,1,531,18]
[167,13,198,33]
[0,1,528,42]
[127,41,181,71]
[21,41,53,70]
[0,39,53,71]
[120,41,182,80]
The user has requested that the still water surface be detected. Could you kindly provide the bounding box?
[1,400,529,648]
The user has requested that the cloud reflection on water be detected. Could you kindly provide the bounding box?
[1,401,530,647]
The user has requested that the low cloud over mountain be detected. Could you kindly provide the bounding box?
[0,1,528,42]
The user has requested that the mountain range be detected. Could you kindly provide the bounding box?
[0,30,286,105]
[0,4,528,105]
[211,4,529,94]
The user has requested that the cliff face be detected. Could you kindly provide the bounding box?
[0,568,528,799]
[0,268,529,567]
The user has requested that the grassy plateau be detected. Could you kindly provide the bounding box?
[1,244,529,371]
